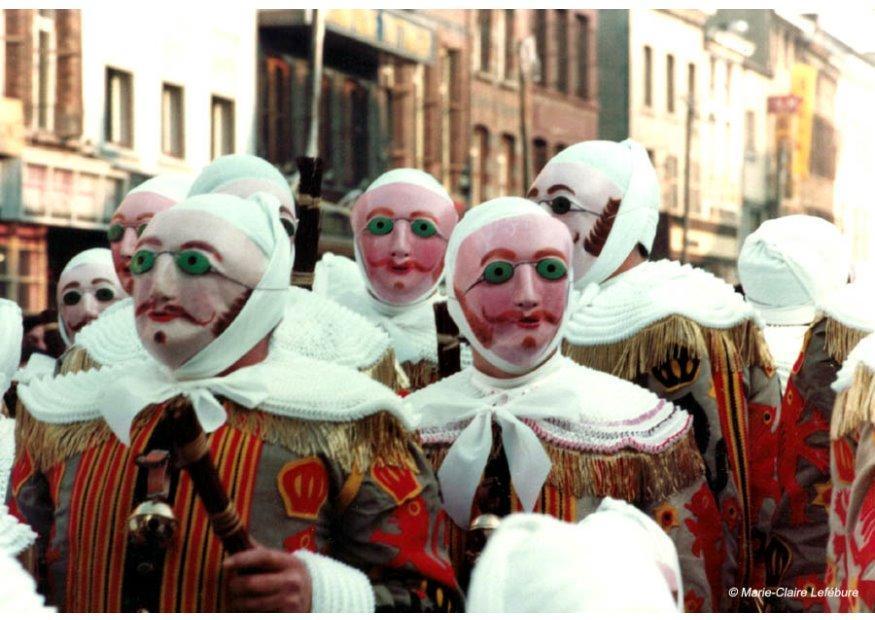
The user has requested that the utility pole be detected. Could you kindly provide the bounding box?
[518,35,540,190]
[680,92,695,264]
[305,9,326,158]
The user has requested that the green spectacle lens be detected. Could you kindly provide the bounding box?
[95,288,116,302]
[366,216,394,236]
[483,261,514,284]
[536,258,567,281]
[411,219,438,238]
[107,224,124,243]
[175,250,212,276]
[130,250,156,275]
[136,223,148,237]
[62,290,82,306]
[281,218,297,238]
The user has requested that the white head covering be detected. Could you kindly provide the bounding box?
[738,214,849,325]
[98,191,292,442]
[444,197,572,375]
[1,417,38,568]
[57,248,121,346]
[188,154,295,217]
[351,168,454,307]
[548,139,660,289]
[0,299,22,396]
[467,499,682,613]
[125,173,194,203]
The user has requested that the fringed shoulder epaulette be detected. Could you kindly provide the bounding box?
[423,425,704,506]
[832,363,875,439]
[223,402,418,473]
[399,359,440,392]
[563,314,773,380]
[824,314,871,364]
[57,345,101,376]
[15,401,114,471]
[362,348,397,390]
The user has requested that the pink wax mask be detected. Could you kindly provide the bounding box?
[351,169,458,305]
[57,249,127,345]
[109,174,194,294]
[446,198,573,374]
[131,205,268,370]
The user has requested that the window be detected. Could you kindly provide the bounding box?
[319,76,332,173]
[471,126,490,204]
[0,232,48,313]
[745,110,756,153]
[663,156,678,212]
[349,81,369,187]
[34,11,56,131]
[666,54,675,113]
[534,10,548,86]
[687,63,696,105]
[441,49,463,193]
[210,96,235,158]
[555,10,569,92]
[533,137,548,175]
[479,10,492,73]
[643,46,652,107]
[504,10,515,80]
[261,56,292,166]
[105,67,133,147]
[161,83,184,157]
[576,15,590,99]
[498,134,516,196]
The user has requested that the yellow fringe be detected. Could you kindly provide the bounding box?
[17,397,418,474]
[362,349,397,389]
[57,345,101,376]
[825,317,870,364]
[832,364,875,439]
[399,360,439,392]
[563,315,772,380]
[425,427,704,504]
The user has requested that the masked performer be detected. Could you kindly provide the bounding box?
[71,157,394,386]
[12,192,460,612]
[59,174,192,374]
[528,139,781,609]
[314,169,460,391]
[739,216,857,611]
[827,333,875,612]
[411,197,718,611]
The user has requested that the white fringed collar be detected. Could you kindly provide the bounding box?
[818,281,875,335]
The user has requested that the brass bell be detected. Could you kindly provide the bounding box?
[128,500,178,548]
[469,513,502,536]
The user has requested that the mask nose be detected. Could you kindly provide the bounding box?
[390,224,412,259]
[513,266,539,310]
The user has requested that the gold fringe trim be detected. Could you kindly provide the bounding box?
[825,317,870,364]
[399,360,439,392]
[832,364,875,439]
[57,345,101,376]
[362,349,397,390]
[425,427,704,504]
[563,315,773,380]
[15,402,114,471]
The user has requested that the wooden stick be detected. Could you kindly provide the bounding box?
[292,156,324,290]
[433,300,462,378]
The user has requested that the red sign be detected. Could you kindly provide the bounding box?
[768,95,801,115]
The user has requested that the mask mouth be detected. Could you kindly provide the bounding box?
[517,314,542,329]
[388,260,414,275]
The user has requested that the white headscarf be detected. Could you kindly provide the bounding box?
[467,499,682,613]
[57,248,121,346]
[548,139,660,289]
[738,214,849,325]
[126,173,194,203]
[444,197,572,375]
[0,299,22,395]
[188,154,296,218]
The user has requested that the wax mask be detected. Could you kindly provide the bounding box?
[528,161,624,286]
[58,261,126,340]
[453,213,572,370]
[205,178,298,247]
[131,209,266,369]
[351,182,458,304]
[109,192,177,294]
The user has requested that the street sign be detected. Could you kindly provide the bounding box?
[767,94,801,115]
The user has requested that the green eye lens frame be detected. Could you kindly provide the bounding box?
[363,216,445,239]
[62,290,82,306]
[464,257,569,294]
[129,249,214,277]
[94,288,116,302]
[107,224,125,243]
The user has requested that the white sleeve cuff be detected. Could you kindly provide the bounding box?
[295,550,376,613]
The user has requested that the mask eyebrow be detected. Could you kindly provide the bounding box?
[136,236,163,250]
[366,207,394,219]
[480,248,517,266]
[533,248,568,261]
[181,240,224,261]
[526,187,539,199]
[547,184,575,195]
[61,281,80,292]
[409,211,436,219]
[91,278,115,286]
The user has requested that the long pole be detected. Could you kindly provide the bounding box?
[680,94,694,264]
[305,9,326,158]
[518,40,532,190]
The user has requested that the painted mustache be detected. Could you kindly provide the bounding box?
[68,317,96,333]
[481,307,561,328]
[135,300,213,326]
[366,256,435,274]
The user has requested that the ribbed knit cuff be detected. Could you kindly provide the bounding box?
[295,550,375,612]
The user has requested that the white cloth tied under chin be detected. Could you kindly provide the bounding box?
[101,361,271,445]
[437,399,553,528]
